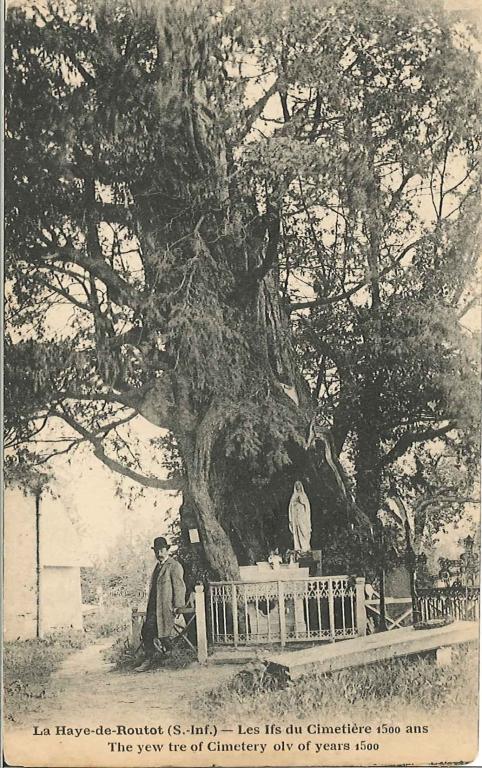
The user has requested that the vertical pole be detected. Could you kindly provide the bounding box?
[378,526,387,631]
[195,585,208,664]
[355,577,367,637]
[35,489,44,639]
[341,587,346,635]
[316,581,322,637]
[209,585,215,640]
[214,590,220,640]
[36,490,40,638]
[405,519,420,625]
[232,584,239,647]
[131,607,138,646]
[305,593,310,637]
[243,587,249,641]
[266,585,271,642]
[379,567,387,631]
[277,581,286,649]
[222,587,227,642]
[410,569,421,625]
[328,578,335,642]
[255,594,260,640]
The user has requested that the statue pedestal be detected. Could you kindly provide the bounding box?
[239,562,309,640]
[297,549,322,576]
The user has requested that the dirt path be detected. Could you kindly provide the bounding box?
[14,638,239,728]
[5,638,247,766]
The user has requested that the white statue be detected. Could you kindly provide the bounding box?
[288,480,312,551]
[268,548,283,569]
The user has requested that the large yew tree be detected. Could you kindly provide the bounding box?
[5,0,480,578]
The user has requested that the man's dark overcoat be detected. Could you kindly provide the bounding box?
[145,557,186,639]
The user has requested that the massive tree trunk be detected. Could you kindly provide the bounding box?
[181,404,240,580]
[168,275,318,578]
[150,243,355,578]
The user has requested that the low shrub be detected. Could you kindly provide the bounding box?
[83,604,131,638]
[105,636,196,672]
[103,636,141,669]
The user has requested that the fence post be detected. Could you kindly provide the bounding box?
[232,584,239,647]
[355,577,367,637]
[131,607,139,647]
[195,584,208,664]
[328,578,336,642]
[277,581,286,649]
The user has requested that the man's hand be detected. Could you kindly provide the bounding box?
[173,607,182,617]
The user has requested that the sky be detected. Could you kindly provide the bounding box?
[39,444,181,559]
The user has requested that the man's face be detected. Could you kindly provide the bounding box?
[155,546,169,563]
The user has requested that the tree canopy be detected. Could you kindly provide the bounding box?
[5,0,480,578]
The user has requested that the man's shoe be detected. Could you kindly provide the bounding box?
[134,658,153,672]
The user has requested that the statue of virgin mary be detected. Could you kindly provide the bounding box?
[288,480,312,552]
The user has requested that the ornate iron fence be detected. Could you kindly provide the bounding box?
[208,575,366,648]
[417,586,480,623]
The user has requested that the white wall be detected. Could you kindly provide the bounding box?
[42,567,84,631]
[4,487,38,641]
[4,485,86,640]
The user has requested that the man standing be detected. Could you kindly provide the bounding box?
[135,536,186,672]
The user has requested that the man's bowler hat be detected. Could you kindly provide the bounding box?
[152,536,168,551]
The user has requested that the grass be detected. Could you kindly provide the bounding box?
[198,643,478,723]
[4,632,87,723]
[105,635,197,671]
[4,606,130,723]
[83,604,131,638]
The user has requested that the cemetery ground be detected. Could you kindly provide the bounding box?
[5,615,477,734]
[198,642,478,723]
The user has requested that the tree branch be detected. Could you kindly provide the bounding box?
[380,422,457,468]
[53,409,183,490]
[32,5,96,87]
[458,294,481,320]
[388,172,416,212]
[289,236,429,311]
[92,442,184,490]
[58,376,178,432]
[35,274,93,313]
[58,390,133,410]
[32,439,86,466]
[237,77,281,141]
[27,242,143,309]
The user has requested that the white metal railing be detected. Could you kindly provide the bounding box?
[418,587,480,623]
[208,575,366,647]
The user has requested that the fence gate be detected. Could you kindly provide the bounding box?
[208,575,366,648]
[365,589,413,631]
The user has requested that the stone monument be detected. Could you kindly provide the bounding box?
[288,480,312,552]
[239,560,308,639]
